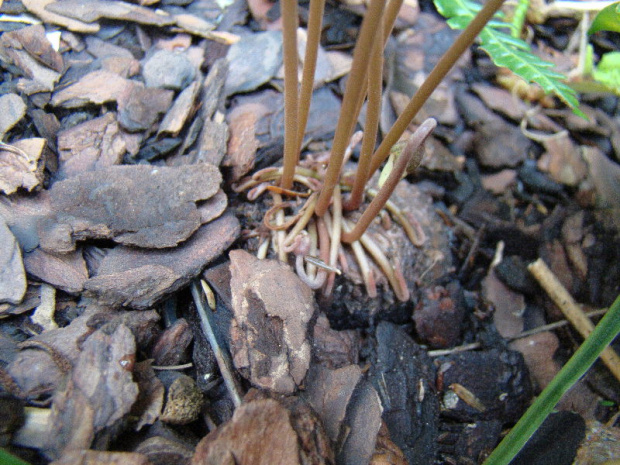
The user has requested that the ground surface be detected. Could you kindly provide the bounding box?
[0,0,619,464]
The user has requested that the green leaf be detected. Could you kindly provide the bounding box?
[484,292,620,465]
[433,0,584,117]
[588,1,620,34]
[592,51,620,95]
[0,449,30,465]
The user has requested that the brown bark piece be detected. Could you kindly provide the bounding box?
[229,250,316,394]
[45,0,175,26]
[21,0,100,33]
[0,93,27,137]
[151,318,193,367]
[311,313,360,369]
[0,215,26,305]
[192,394,333,465]
[50,450,151,465]
[158,79,202,137]
[45,163,221,250]
[198,189,228,225]
[338,379,384,465]
[303,364,362,443]
[414,282,466,349]
[44,324,139,459]
[482,269,525,338]
[6,305,115,401]
[84,213,239,309]
[131,360,164,431]
[57,112,126,179]
[135,436,194,465]
[471,83,528,122]
[224,110,259,181]
[117,83,173,133]
[539,133,588,187]
[0,24,63,94]
[51,70,131,108]
[23,248,88,294]
[84,36,140,78]
[196,119,229,167]
[0,138,46,194]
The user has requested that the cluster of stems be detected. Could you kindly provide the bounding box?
[238,0,506,299]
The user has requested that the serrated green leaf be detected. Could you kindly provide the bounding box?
[434,0,481,18]
[433,0,584,117]
[588,1,620,34]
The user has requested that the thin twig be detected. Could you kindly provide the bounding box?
[190,281,243,407]
[428,308,610,357]
[528,258,620,383]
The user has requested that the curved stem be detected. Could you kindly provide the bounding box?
[280,0,300,189]
[368,0,506,177]
[342,118,436,243]
[343,219,377,298]
[358,232,409,301]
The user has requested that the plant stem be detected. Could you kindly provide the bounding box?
[280,0,300,190]
[344,19,384,211]
[382,0,404,43]
[296,0,326,155]
[483,293,620,465]
[314,0,386,216]
[368,0,506,177]
[342,118,436,243]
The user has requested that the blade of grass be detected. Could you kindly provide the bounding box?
[483,292,620,465]
[0,449,30,465]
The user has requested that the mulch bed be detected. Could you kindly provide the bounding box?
[1,0,619,464]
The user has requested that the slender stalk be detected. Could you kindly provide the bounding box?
[296,0,326,155]
[368,0,506,177]
[346,0,402,144]
[314,0,386,216]
[280,0,300,190]
[382,0,404,44]
[342,118,436,243]
[344,19,384,211]
[483,293,620,465]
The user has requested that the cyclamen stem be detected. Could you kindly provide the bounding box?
[368,0,506,177]
[341,118,437,244]
[314,0,386,216]
[280,0,300,190]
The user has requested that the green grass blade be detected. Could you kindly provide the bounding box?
[0,449,30,465]
[483,293,620,465]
